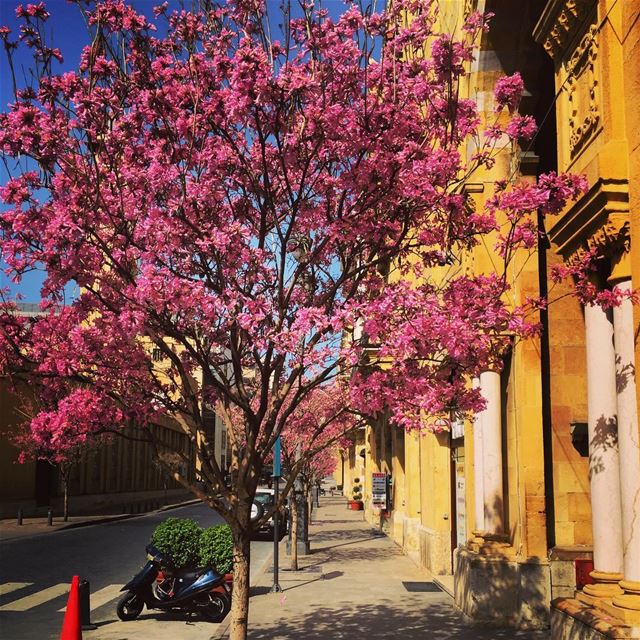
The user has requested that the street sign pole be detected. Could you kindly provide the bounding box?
[271,436,282,593]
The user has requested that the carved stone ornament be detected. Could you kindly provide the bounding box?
[587,215,629,255]
[548,177,630,267]
[533,0,597,61]
[566,215,630,267]
[563,24,600,157]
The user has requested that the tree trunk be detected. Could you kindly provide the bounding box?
[229,504,251,640]
[290,495,299,571]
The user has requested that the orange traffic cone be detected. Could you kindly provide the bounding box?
[60,575,82,640]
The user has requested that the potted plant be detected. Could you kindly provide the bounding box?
[199,524,234,590]
[150,518,234,588]
[150,518,202,569]
[348,478,364,511]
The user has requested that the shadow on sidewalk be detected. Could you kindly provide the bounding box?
[312,529,385,544]
[247,599,550,640]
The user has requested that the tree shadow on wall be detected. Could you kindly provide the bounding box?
[454,541,550,630]
[588,415,618,479]
[616,354,635,395]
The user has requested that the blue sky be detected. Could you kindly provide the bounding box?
[0,0,359,303]
[0,0,87,302]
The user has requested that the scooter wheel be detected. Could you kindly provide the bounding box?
[201,592,230,622]
[116,591,144,621]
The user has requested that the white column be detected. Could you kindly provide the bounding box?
[612,280,640,607]
[480,370,504,535]
[583,301,624,597]
[472,377,485,533]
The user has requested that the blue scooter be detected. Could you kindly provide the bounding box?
[117,545,231,622]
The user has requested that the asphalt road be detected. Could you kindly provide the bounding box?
[0,503,273,639]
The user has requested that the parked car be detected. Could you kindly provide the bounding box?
[251,488,289,535]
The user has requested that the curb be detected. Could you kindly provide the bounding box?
[1,498,204,542]
[56,513,137,531]
[57,498,203,531]
[157,498,201,512]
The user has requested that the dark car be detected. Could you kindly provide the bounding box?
[252,488,289,534]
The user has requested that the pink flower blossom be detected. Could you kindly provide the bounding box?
[494,72,524,113]
[505,114,537,140]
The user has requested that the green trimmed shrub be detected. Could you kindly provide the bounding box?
[150,518,202,569]
[199,524,234,575]
[351,478,362,502]
[352,477,362,501]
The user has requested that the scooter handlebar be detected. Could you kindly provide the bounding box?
[145,544,174,567]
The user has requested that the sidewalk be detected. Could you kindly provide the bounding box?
[216,496,550,640]
[0,499,200,541]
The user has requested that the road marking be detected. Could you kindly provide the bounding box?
[0,583,33,597]
[58,584,124,612]
[0,583,69,611]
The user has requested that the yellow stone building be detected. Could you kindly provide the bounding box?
[342,1,640,636]
[0,304,229,518]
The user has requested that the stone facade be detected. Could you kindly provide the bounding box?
[342,0,640,635]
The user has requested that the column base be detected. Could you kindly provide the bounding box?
[468,530,486,550]
[620,580,640,596]
[552,597,640,640]
[604,582,640,625]
[596,596,640,625]
[578,571,624,604]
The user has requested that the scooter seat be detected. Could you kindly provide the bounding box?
[172,567,207,581]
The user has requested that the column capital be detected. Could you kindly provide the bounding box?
[480,367,501,377]
[608,250,632,285]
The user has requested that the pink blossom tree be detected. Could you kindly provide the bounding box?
[0,1,589,636]
[279,385,355,569]
[10,383,109,521]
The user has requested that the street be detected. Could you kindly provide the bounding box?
[0,503,272,639]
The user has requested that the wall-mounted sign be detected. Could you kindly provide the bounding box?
[451,418,465,440]
[372,472,388,510]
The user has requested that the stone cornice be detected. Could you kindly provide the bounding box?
[533,0,598,60]
[547,177,630,264]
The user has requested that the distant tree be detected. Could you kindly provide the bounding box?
[279,385,354,570]
[10,381,108,521]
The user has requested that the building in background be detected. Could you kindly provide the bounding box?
[0,302,229,518]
